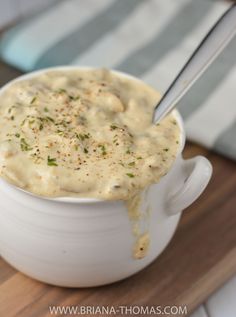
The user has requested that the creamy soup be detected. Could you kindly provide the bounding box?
[0,69,180,201]
[0,68,181,259]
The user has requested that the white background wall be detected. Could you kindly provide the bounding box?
[0,0,55,28]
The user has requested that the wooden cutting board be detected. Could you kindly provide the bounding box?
[0,62,236,317]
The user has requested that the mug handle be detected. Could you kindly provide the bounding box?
[167,156,212,215]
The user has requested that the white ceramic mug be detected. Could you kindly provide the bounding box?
[0,67,212,287]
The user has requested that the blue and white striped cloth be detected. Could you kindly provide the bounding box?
[0,0,235,160]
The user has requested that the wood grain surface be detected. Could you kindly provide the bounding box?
[0,62,235,317]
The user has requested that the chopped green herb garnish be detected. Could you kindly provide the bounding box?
[137,156,142,160]
[110,125,118,130]
[20,118,26,127]
[15,133,20,138]
[163,148,169,152]
[69,95,80,101]
[126,173,135,178]
[44,107,49,112]
[8,105,16,114]
[57,88,67,94]
[10,116,14,120]
[20,138,32,151]
[47,156,58,166]
[57,130,64,135]
[56,120,67,128]
[30,97,37,104]
[128,162,135,166]
[76,133,84,141]
[29,120,36,128]
[46,116,55,123]
[84,148,88,154]
[76,133,90,141]
[39,123,44,130]
[98,144,107,155]
[126,149,131,154]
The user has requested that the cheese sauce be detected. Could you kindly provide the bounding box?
[0,69,180,200]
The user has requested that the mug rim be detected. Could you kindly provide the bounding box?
[0,66,185,204]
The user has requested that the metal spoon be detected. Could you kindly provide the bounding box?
[153,4,236,124]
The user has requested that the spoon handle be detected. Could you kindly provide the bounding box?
[153,4,236,124]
